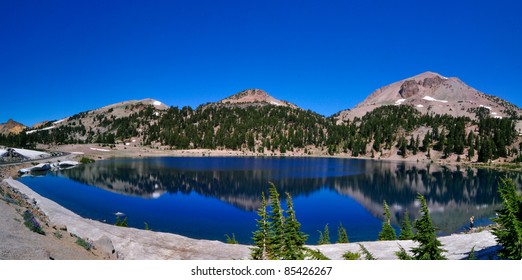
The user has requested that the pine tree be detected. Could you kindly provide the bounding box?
[491,178,522,259]
[378,200,397,240]
[317,231,325,245]
[398,209,414,240]
[267,183,285,259]
[399,136,407,157]
[318,224,331,245]
[358,243,376,260]
[337,222,349,243]
[251,192,269,260]
[478,137,493,163]
[282,192,307,259]
[468,145,475,161]
[411,193,447,260]
[413,135,420,155]
[421,131,431,152]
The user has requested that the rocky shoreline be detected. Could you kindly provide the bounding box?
[0,146,503,260]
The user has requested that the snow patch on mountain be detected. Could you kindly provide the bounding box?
[422,96,448,103]
[26,126,56,134]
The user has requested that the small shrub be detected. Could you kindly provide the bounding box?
[53,231,63,239]
[80,157,95,164]
[342,250,361,260]
[467,246,477,260]
[304,248,330,260]
[3,193,19,205]
[75,237,92,251]
[225,233,239,244]
[22,210,45,235]
[395,244,413,260]
[115,216,128,227]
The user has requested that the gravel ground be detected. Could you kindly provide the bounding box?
[0,181,111,260]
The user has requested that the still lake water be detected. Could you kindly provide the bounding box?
[18,157,522,244]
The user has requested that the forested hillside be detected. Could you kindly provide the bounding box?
[1,101,520,163]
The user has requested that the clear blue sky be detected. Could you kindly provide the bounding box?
[1,0,521,126]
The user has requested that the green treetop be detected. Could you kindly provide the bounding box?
[282,192,307,260]
[491,178,522,260]
[251,192,269,260]
[318,224,331,245]
[337,223,349,243]
[411,193,447,260]
[398,209,414,240]
[267,183,285,260]
[378,200,397,240]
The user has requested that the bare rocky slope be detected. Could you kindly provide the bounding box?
[0,119,26,136]
[335,71,522,122]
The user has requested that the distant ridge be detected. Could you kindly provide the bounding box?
[0,119,26,135]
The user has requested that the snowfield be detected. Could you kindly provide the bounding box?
[422,96,448,103]
[26,126,57,134]
[0,148,51,160]
[90,147,111,152]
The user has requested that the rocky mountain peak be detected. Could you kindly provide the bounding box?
[335,71,522,122]
[0,119,26,135]
[218,89,298,109]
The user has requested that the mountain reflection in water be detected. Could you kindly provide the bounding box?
[21,157,522,244]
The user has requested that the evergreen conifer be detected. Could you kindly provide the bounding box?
[491,178,522,260]
[251,192,269,260]
[318,224,331,245]
[267,183,285,259]
[398,209,414,240]
[378,200,397,240]
[358,243,376,260]
[282,192,307,259]
[411,193,447,260]
[337,223,349,243]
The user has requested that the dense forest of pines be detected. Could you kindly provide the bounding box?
[1,103,520,163]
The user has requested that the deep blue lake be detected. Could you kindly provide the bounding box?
[18,157,522,244]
